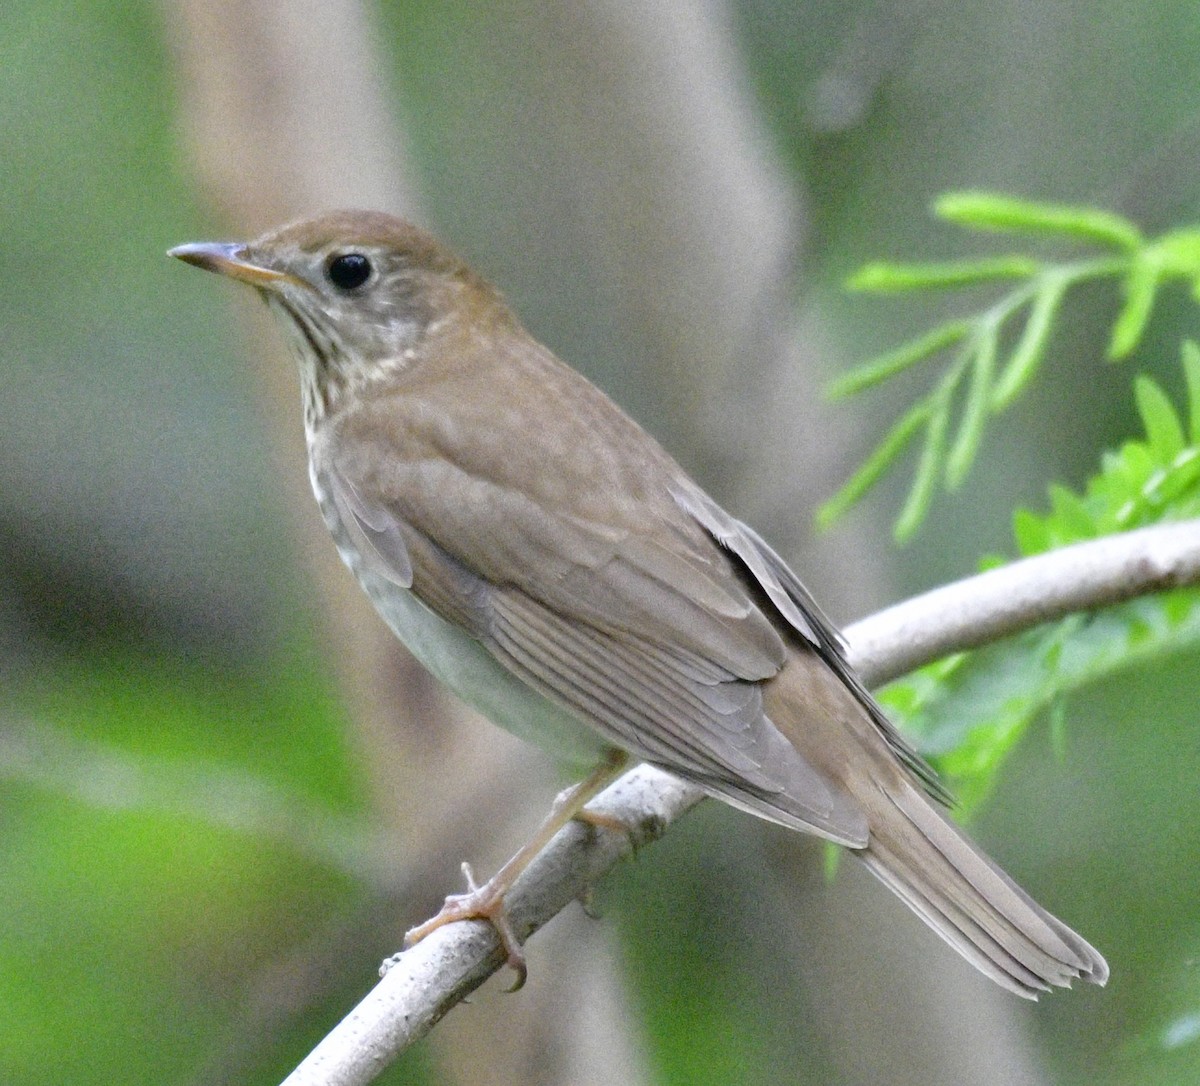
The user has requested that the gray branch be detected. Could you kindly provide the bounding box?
[850,517,1200,685]
[280,518,1200,1086]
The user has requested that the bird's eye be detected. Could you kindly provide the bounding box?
[326,252,372,291]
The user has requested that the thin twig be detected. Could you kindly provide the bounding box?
[850,518,1200,684]
[281,518,1200,1086]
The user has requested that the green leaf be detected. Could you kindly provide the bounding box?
[889,593,1200,814]
[828,321,970,399]
[1013,508,1051,555]
[846,256,1040,293]
[873,338,1200,806]
[895,391,951,541]
[1151,449,1200,509]
[1121,440,1158,486]
[1164,587,1198,627]
[1184,341,1200,444]
[835,191,1200,534]
[946,330,997,487]
[991,274,1069,409]
[881,349,1200,806]
[1150,228,1200,275]
[1048,484,1098,541]
[935,712,1029,810]
[1136,376,1187,461]
[934,192,1143,251]
[817,400,931,527]
[1109,254,1160,360]
[823,841,842,883]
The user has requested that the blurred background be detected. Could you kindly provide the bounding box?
[3,1,1200,1083]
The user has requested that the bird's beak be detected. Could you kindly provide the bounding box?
[168,241,303,290]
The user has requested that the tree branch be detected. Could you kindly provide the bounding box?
[280,518,1200,1086]
[850,517,1200,685]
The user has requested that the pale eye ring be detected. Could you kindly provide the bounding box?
[326,252,372,291]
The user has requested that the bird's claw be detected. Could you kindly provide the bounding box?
[575,805,641,855]
[403,862,528,990]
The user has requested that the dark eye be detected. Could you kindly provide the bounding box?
[326,252,372,290]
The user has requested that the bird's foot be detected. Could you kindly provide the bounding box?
[572,806,630,835]
[404,862,528,990]
[401,751,632,991]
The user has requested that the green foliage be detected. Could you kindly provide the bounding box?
[1,646,377,1086]
[879,348,1200,809]
[822,191,1200,539]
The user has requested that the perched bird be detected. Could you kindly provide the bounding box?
[171,211,1107,997]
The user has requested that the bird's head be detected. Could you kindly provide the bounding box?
[171,210,505,425]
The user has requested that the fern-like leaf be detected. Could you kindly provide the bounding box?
[880,347,1200,810]
[828,191,1200,537]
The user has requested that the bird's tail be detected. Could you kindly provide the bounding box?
[859,776,1109,997]
[764,654,1107,997]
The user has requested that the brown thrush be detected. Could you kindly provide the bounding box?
[170,211,1107,997]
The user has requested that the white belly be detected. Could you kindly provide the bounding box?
[310,462,607,765]
[354,563,608,764]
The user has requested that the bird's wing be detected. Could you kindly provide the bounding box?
[670,480,950,804]
[322,433,868,844]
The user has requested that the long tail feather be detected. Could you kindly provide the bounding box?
[764,656,1108,997]
[860,780,1108,998]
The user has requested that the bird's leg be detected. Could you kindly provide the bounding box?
[403,749,630,989]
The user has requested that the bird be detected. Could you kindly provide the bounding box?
[170,210,1107,997]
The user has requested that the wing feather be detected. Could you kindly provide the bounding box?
[671,479,952,804]
[336,478,870,843]
[320,383,875,839]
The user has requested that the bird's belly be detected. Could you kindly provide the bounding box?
[309,459,607,764]
[344,555,609,767]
